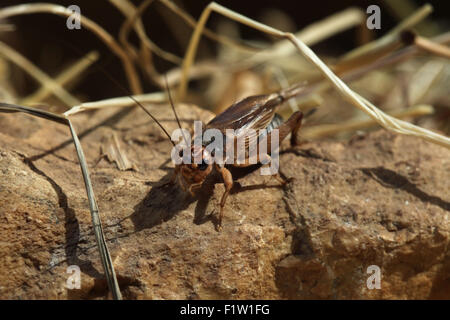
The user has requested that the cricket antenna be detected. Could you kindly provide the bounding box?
[164,75,189,147]
[131,95,175,147]
[85,56,175,147]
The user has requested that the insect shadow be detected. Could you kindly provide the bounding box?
[360,167,450,211]
[130,163,284,231]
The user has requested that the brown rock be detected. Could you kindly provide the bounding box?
[0,104,449,299]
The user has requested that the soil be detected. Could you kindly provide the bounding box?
[0,103,449,299]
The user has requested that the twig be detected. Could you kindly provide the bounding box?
[408,32,450,58]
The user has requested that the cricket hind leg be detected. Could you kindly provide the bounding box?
[259,153,293,186]
[279,111,305,181]
[264,111,304,151]
[272,169,294,185]
[284,111,304,146]
[259,111,304,185]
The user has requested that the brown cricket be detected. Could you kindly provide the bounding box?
[138,82,308,230]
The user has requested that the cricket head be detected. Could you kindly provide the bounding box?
[135,76,214,195]
[176,144,213,194]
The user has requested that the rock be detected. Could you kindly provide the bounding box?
[0,103,449,299]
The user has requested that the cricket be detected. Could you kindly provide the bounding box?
[0,0,449,302]
[162,80,309,231]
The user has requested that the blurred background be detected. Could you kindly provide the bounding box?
[0,0,449,140]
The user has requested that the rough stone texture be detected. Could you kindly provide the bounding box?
[0,104,449,299]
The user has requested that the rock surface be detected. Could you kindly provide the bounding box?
[0,103,449,299]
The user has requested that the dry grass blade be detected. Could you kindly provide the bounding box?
[64,92,165,116]
[178,6,368,99]
[0,103,122,300]
[0,41,80,107]
[0,3,142,94]
[21,51,99,106]
[302,105,435,139]
[297,32,450,104]
[334,32,450,82]
[158,0,260,54]
[163,59,223,87]
[285,33,450,148]
[243,7,367,68]
[111,0,182,70]
[340,4,433,62]
[383,0,440,36]
[333,5,436,72]
[180,2,450,149]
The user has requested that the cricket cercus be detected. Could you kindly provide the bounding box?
[137,82,308,231]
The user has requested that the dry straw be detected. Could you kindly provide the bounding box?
[0,3,142,94]
[21,51,99,105]
[0,103,122,300]
[178,2,450,149]
[0,41,80,107]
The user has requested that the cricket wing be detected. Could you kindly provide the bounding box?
[206,93,283,133]
[206,93,284,163]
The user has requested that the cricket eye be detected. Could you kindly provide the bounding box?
[198,160,208,171]
[179,149,183,157]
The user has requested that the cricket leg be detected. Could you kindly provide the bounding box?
[258,153,292,186]
[188,182,203,197]
[160,165,180,188]
[264,111,304,151]
[215,164,233,231]
[282,111,303,146]
[272,171,293,185]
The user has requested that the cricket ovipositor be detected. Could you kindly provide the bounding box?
[137,80,308,231]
